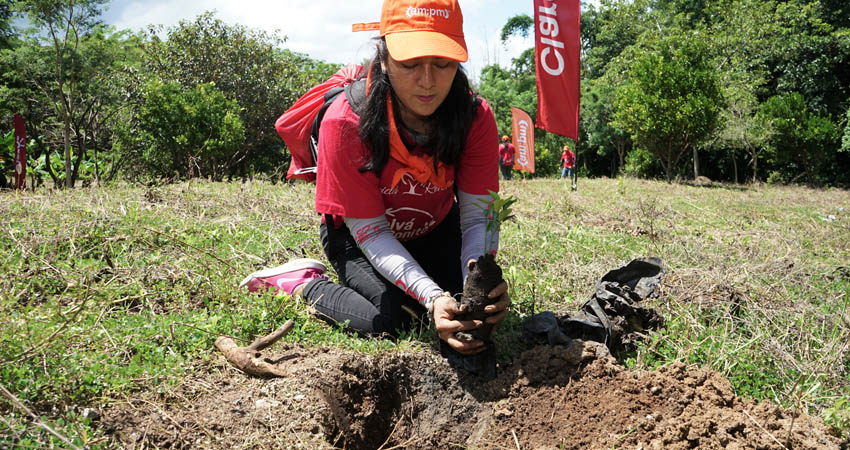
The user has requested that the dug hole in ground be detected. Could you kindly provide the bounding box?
[102,258,842,449]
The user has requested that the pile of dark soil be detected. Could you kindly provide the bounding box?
[102,340,840,449]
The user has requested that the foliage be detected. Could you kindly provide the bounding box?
[756,92,841,185]
[10,0,109,188]
[612,30,724,181]
[765,1,850,118]
[842,106,850,153]
[0,0,12,49]
[475,190,517,254]
[622,147,663,179]
[1,8,137,187]
[0,129,12,187]
[137,12,339,179]
[580,79,631,176]
[499,14,533,42]
[131,81,244,180]
[714,77,773,182]
[582,0,653,80]
[558,0,850,185]
[533,140,562,178]
[1,0,848,186]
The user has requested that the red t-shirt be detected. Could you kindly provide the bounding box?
[499,143,515,166]
[562,149,575,168]
[315,95,499,241]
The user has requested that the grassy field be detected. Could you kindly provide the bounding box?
[1,177,848,448]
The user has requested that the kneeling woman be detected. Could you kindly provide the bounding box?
[243,0,509,356]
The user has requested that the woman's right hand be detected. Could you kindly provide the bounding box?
[432,294,486,354]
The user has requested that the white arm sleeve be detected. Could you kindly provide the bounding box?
[458,189,499,283]
[343,216,443,307]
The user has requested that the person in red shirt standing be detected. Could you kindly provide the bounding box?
[560,144,575,180]
[240,0,510,364]
[498,135,515,180]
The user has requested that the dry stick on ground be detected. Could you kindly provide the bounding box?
[0,383,82,450]
[215,319,295,377]
[742,409,785,448]
[142,226,237,273]
[3,290,92,365]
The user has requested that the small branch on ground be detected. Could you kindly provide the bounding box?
[142,226,237,273]
[215,319,295,377]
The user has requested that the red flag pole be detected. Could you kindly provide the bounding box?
[13,114,27,191]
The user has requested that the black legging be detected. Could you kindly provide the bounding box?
[302,203,463,336]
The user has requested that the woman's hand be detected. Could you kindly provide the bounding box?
[432,294,486,354]
[483,280,511,326]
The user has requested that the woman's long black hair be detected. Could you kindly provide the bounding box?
[358,38,482,174]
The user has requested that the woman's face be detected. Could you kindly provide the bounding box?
[385,54,459,133]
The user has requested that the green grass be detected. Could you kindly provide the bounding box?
[1,177,849,447]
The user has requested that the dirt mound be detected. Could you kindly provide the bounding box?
[101,341,841,449]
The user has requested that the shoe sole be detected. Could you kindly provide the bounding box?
[239,258,327,288]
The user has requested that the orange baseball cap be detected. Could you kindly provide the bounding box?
[352,0,468,62]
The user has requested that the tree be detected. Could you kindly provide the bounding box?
[139,12,338,179]
[69,27,142,183]
[715,85,772,183]
[0,52,62,187]
[582,0,654,79]
[581,79,631,176]
[0,0,13,49]
[13,0,108,188]
[764,1,850,118]
[134,81,244,180]
[2,25,139,187]
[612,31,723,181]
[757,92,841,185]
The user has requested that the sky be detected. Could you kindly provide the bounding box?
[100,0,537,83]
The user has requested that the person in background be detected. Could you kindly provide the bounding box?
[240,0,510,359]
[498,135,515,180]
[560,144,575,180]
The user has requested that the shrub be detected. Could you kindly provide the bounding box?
[623,147,662,179]
[132,81,244,180]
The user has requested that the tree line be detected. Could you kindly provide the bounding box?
[481,0,850,185]
[0,1,337,188]
[2,0,849,188]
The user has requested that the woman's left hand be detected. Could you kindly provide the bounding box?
[483,280,510,325]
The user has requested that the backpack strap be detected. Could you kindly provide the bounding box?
[307,86,346,170]
[306,78,369,173]
[344,78,367,115]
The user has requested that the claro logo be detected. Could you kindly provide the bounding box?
[538,3,565,76]
[406,7,450,19]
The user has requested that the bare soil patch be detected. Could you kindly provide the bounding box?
[101,340,840,449]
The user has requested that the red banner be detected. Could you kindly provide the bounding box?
[534,0,580,141]
[511,107,535,173]
[14,114,26,190]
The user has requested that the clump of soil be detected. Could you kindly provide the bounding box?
[456,253,504,341]
[101,340,841,449]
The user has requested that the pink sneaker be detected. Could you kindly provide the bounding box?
[239,258,327,295]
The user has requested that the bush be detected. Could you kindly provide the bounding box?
[623,147,663,179]
[132,81,244,180]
